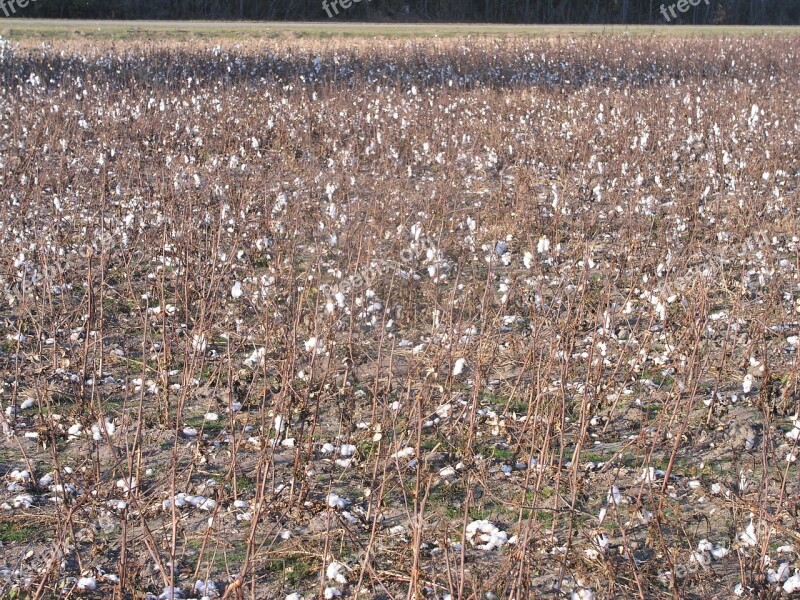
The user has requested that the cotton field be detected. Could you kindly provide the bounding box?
[0,33,799,599]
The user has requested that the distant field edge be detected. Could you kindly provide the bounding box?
[0,19,798,40]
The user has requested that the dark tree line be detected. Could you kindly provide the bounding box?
[6,0,800,24]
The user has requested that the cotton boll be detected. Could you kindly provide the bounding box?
[452,358,467,376]
[76,576,97,590]
[767,562,790,583]
[192,334,207,353]
[12,494,33,508]
[285,594,303,600]
[304,337,319,353]
[523,251,534,269]
[742,374,754,394]
[194,580,217,595]
[465,520,508,551]
[158,587,182,600]
[326,493,350,510]
[323,588,341,599]
[326,561,347,584]
[784,572,800,593]
[711,544,729,560]
[391,447,415,460]
[439,466,456,478]
[739,519,758,547]
[9,469,30,483]
[91,419,116,441]
[231,281,243,299]
[537,237,550,254]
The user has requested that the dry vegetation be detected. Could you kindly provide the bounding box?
[0,33,799,600]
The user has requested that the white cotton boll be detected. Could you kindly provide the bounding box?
[274,415,286,433]
[285,595,303,600]
[465,520,508,550]
[326,493,350,509]
[787,336,798,347]
[107,499,127,512]
[326,561,347,584]
[91,419,115,441]
[742,374,754,394]
[784,572,800,593]
[198,498,217,511]
[231,281,243,299]
[204,413,218,422]
[12,494,33,508]
[192,334,207,353]
[323,588,341,599]
[571,589,595,600]
[597,507,607,525]
[711,544,729,560]
[9,469,30,483]
[438,465,457,479]
[38,473,53,487]
[20,397,35,410]
[523,251,534,269]
[304,337,318,353]
[182,427,198,437]
[339,444,356,457]
[607,486,623,505]
[391,447,415,460]
[690,551,711,568]
[452,358,467,376]
[320,443,335,455]
[537,237,550,254]
[739,519,758,547]
[158,587,182,600]
[77,576,97,590]
[194,580,217,595]
[767,563,791,583]
[786,428,800,441]
[116,477,138,493]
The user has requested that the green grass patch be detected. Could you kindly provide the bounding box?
[0,521,37,543]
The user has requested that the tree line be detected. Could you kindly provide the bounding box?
[6,0,799,24]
